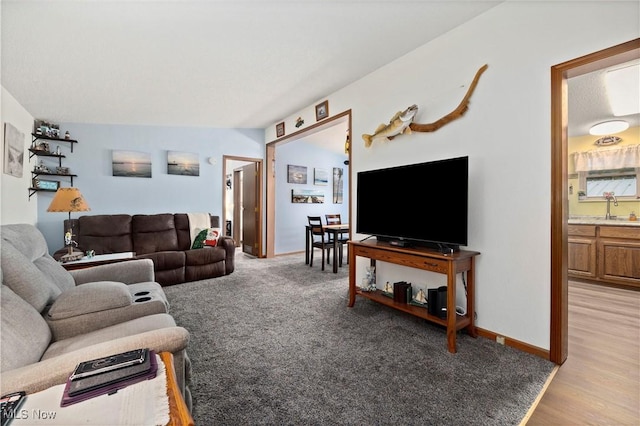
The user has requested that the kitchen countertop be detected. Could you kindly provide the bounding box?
[568,216,640,227]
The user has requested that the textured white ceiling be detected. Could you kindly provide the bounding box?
[1,0,503,129]
[568,60,640,137]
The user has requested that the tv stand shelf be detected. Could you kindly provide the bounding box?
[348,239,480,353]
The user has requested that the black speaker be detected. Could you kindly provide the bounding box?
[428,286,448,318]
[436,286,447,318]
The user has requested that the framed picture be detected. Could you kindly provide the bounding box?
[314,168,328,185]
[33,179,60,190]
[315,100,329,121]
[287,164,307,184]
[167,151,199,176]
[332,167,344,203]
[276,122,285,137]
[112,150,152,178]
[3,123,25,178]
[291,189,324,204]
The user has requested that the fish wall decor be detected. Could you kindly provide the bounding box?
[362,64,488,148]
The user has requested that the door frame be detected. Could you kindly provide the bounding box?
[549,38,640,364]
[265,109,352,258]
[223,155,264,257]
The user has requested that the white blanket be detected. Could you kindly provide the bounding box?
[187,212,211,245]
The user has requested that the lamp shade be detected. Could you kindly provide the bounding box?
[47,187,91,213]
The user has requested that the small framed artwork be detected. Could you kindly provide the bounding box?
[112,150,152,178]
[167,151,199,176]
[3,122,25,178]
[314,168,329,186]
[292,189,324,204]
[287,164,307,184]
[33,179,60,190]
[276,122,285,137]
[315,100,329,121]
[332,167,344,203]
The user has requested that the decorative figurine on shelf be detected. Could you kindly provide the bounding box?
[56,145,61,155]
[365,265,376,291]
[65,131,71,140]
[383,281,393,294]
[413,288,427,305]
[295,117,304,128]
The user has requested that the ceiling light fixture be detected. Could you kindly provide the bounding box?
[588,120,629,136]
[605,63,640,116]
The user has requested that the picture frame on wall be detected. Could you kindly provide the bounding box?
[112,150,152,178]
[314,168,328,185]
[276,122,285,137]
[3,122,25,178]
[167,151,199,176]
[315,100,329,121]
[287,164,307,184]
[291,189,324,204]
[33,179,60,191]
[333,167,344,203]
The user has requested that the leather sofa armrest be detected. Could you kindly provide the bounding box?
[69,259,155,285]
[0,327,190,396]
[218,236,236,274]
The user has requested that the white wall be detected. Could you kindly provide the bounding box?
[266,2,640,350]
[1,87,37,225]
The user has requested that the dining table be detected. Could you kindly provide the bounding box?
[305,223,350,273]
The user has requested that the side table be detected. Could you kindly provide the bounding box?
[8,352,193,426]
[60,251,136,271]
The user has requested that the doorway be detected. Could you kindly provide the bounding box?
[265,110,352,258]
[223,155,263,257]
[550,38,640,364]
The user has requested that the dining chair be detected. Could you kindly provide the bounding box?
[325,214,349,265]
[307,216,331,270]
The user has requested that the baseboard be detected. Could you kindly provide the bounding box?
[476,327,550,360]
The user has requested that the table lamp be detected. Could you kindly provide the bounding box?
[47,187,91,262]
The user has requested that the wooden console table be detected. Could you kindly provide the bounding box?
[348,240,480,353]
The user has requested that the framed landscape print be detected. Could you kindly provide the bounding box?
[314,168,328,185]
[168,151,199,176]
[112,150,152,178]
[291,189,324,204]
[287,164,307,184]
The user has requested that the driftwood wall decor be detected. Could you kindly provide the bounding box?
[363,64,488,147]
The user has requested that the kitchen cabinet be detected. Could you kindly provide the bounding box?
[568,223,640,288]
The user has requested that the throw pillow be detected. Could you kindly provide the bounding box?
[192,227,221,249]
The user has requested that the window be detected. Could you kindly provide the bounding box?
[580,168,639,199]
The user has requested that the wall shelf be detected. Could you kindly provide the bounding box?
[28,132,79,199]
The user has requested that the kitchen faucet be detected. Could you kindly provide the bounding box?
[603,192,618,219]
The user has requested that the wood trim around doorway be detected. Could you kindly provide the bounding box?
[222,155,264,257]
[265,110,352,258]
[549,38,640,364]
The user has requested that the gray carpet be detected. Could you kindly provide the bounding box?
[164,252,554,425]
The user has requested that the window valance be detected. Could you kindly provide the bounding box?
[572,144,640,172]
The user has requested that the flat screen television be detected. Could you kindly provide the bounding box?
[356,156,468,252]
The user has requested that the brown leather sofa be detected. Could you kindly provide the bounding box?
[56,213,235,286]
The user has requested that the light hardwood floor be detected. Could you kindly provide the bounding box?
[526,280,640,425]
